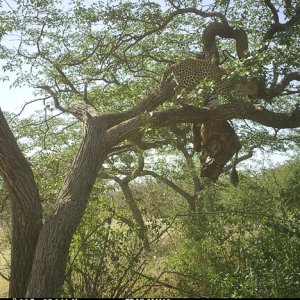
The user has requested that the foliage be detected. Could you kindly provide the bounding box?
[167,159,300,298]
[64,194,147,298]
[63,181,181,298]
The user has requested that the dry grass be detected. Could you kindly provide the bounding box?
[0,228,9,297]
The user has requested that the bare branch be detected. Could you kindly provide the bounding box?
[140,169,195,207]
[264,0,279,23]
[53,65,80,95]
[8,96,51,123]
[267,72,300,99]
[35,85,68,113]
[18,112,64,130]
[262,5,300,42]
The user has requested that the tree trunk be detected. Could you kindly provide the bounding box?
[0,109,42,297]
[26,114,109,297]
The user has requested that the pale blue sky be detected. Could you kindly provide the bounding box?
[0,76,40,114]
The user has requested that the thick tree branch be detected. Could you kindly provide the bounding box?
[39,80,175,127]
[267,72,300,99]
[26,114,109,296]
[202,21,249,63]
[262,4,300,42]
[264,0,279,23]
[107,82,177,128]
[107,102,300,150]
[151,103,300,129]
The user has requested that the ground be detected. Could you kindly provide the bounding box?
[0,227,9,297]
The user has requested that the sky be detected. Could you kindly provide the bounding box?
[0,75,41,114]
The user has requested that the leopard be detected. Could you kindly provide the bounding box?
[170,57,258,152]
[170,58,258,184]
[170,58,258,104]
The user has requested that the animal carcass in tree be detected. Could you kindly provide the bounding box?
[196,120,241,182]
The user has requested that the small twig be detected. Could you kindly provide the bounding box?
[0,270,9,282]
[18,112,64,129]
[65,216,113,278]
[8,96,51,123]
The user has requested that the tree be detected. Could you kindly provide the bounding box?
[0,0,299,296]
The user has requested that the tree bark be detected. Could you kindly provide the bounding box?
[26,114,109,297]
[150,102,300,129]
[0,109,42,297]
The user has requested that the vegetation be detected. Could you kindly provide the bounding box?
[0,0,299,297]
